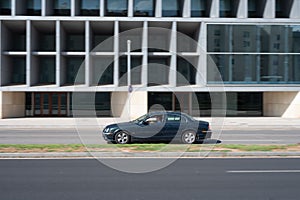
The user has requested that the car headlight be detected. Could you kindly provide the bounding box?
[103,127,116,134]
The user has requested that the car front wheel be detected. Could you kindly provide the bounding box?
[115,131,131,144]
[181,131,196,144]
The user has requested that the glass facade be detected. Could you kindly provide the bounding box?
[11,57,26,84]
[0,0,10,15]
[148,57,170,86]
[105,0,128,16]
[191,0,209,17]
[276,0,293,18]
[65,34,85,52]
[80,0,99,16]
[65,57,85,85]
[26,0,41,16]
[149,92,263,117]
[70,92,111,117]
[248,0,266,18]
[177,57,196,85]
[207,24,300,84]
[134,0,155,17]
[220,0,237,18]
[119,56,142,86]
[162,0,183,17]
[92,57,114,85]
[53,0,71,16]
[38,57,56,84]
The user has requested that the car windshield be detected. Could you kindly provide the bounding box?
[131,114,148,124]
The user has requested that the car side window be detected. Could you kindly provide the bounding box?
[166,115,181,122]
[146,114,164,125]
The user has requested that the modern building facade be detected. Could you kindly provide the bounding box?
[0,0,300,119]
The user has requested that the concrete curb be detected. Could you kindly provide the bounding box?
[1,151,300,158]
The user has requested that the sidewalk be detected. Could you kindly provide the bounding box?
[0,117,299,130]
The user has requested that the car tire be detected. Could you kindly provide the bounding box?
[115,131,131,144]
[181,131,196,144]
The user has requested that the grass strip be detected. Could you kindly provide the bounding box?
[0,144,298,153]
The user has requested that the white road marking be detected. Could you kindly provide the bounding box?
[227,170,300,173]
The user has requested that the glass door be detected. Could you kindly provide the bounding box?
[34,92,68,116]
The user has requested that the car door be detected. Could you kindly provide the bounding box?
[134,114,165,141]
[163,114,187,140]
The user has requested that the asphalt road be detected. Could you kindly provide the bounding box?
[0,158,299,200]
[0,128,299,144]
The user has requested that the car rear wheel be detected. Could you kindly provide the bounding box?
[115,131,130,144]
[181,131,196,144]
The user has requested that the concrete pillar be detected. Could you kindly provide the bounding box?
[237,0,247,18]
[0,92,25,119]
[183,0,191,18]
[290,0,300,18]
[210,0,219,18]
[263,92,300,118]
[111,91,148,120]
[155,0,162,17]
[264,0,275,18]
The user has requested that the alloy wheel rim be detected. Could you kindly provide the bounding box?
[184,132,195,144]
[117,132,128,144]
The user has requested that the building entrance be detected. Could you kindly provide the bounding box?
[33,93,67,116]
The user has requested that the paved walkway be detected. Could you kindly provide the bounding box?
[0,117,299,130]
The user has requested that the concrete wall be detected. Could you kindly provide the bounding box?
[264,92,300,118]
[0,92,25,119]
[111,91,148,120]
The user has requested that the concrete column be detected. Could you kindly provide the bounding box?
[100,0,104,16]
[56,20,61,86]
[196,22,206,85]
[0,92,25,119]
[71,0,76,16]
[0,21,2,86]
[114,21,119,86]
[111,91,148,120]
[85,21,90,86]
[169,22,177,86]
[264,0,275,18]
[142,21,148,87]
[290,0,300,18]
[210,0,219,18]
[183,0,191,18]
[237,0,247,18]
[11,0,16,16]
[128,0,133,17]
[26,20,31,86]
[155,0,162,17]
[41,0,46,16]
[264,92,300,118]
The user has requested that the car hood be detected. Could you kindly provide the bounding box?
[104,122,134,130]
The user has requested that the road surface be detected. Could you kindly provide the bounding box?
[0,128,299,144]
[0,158,299,200]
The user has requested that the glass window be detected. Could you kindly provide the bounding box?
[177,57,196,85]
[95,93,111,117]
[39,34,55,51]
[148,92,173,111]
[148,57,170,86]
[167,114,181,122]
[134,0,155,17]
[11,57,26,84]
[80,0,99,16]
[119,56,142,86]
[53,0,71,16]
[70,92,111,117]
[0,0,11,15]
[248,0,265,18]
[66,57,85,85]
[27,0,41,15]
[105,0,128,16]
[220,0,237,18]
[65,34,85,52]
[162,0,183,17]
[39,57,56,84]
[191,0,209,17]
[92,57,114,85]
[276,0,292,18]
[208,24,300,53]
